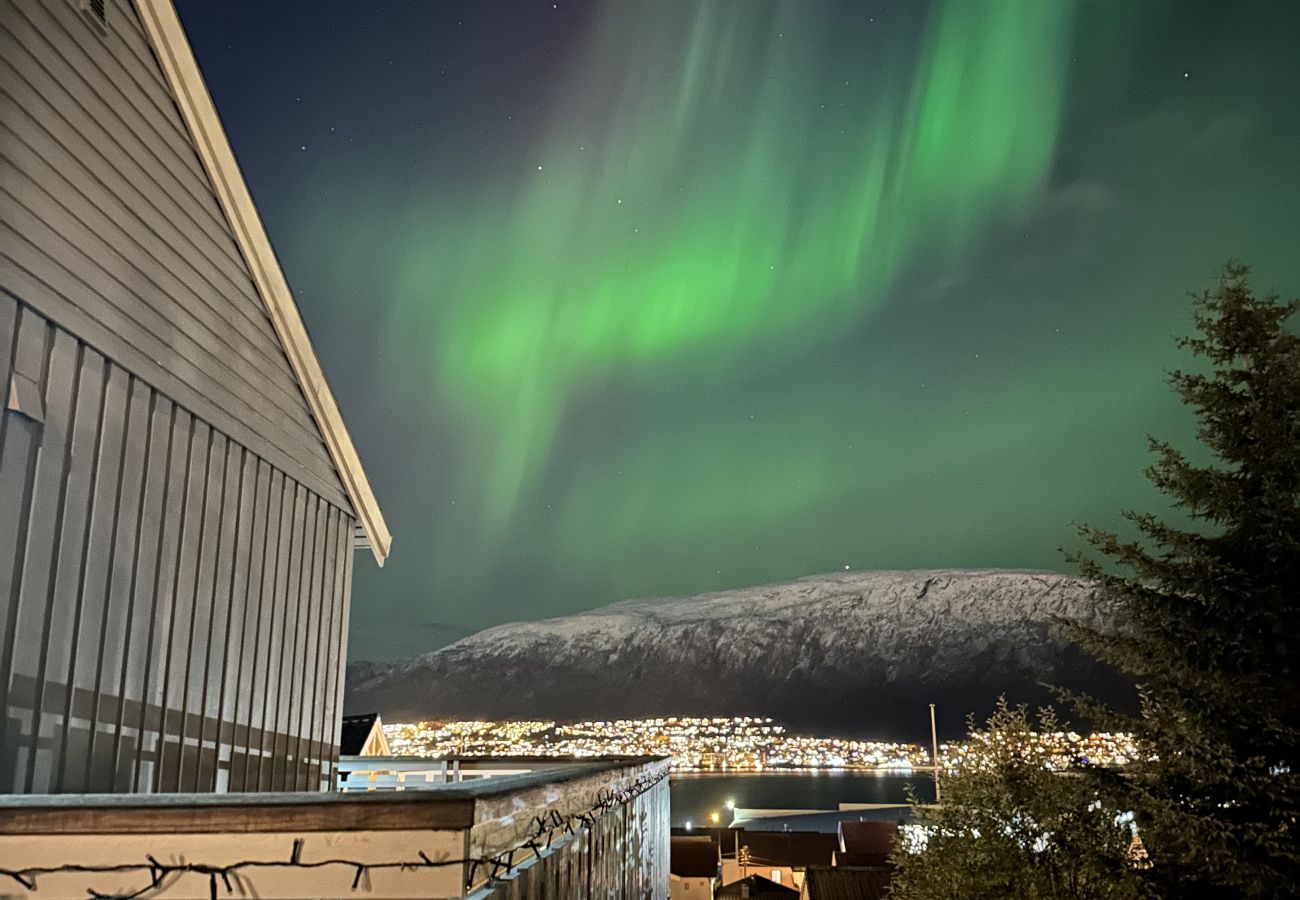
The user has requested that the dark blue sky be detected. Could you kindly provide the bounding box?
[178,1,1300,661]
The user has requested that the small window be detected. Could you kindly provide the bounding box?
[79,0,107,31]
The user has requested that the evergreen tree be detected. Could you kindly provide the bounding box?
[1067,262,1299,896]
[890,698,1144,900]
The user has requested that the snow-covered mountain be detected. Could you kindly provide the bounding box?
[344,569,1129,738]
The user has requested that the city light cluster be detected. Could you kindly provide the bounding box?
[941,730,1140,772]
[382,716,1140,771]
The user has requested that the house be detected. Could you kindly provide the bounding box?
[0,1,669,896]
[800,865,893,900]
[716,873,800,899]
[339,712,392,757]
[0,0,391,795]
[672,835,721,898]
[722,830,839,891]
[835,821,898,867]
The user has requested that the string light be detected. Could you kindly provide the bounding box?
[1,769,667,899]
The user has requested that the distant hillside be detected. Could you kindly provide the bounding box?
[344,569,1130,739]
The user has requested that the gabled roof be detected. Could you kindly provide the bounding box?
[801,866,892,900]
[717,874,799,898]
[838,821,898,858]
[671,837,721,878]
[133,0,390,564]
[741,831,839,869]
[339,713,390,756]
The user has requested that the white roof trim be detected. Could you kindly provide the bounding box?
[134,0,391,564]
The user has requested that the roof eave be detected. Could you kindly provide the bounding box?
[133,0,391,564]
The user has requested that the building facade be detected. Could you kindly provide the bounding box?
[0,0,389,794]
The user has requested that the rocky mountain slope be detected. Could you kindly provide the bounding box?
[344,569,1129,738]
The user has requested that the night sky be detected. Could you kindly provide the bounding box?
[177,1,1300,662]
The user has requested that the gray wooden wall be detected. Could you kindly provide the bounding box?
[0,0,366,793]
[0,0,348,510]
[0,296,356,794]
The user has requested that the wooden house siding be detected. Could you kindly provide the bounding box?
[0,0,370,793]
[0,0,349,510]
[0,297,355,793]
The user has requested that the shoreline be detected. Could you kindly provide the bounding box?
[671,767,923,776]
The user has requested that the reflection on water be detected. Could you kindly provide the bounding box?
[669,771,935,826]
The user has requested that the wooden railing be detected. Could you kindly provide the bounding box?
[336,755,549,791]
[0,756,671,899]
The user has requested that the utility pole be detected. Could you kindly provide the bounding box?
[929,703,942,803]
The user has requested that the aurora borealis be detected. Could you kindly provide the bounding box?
[416,0,1075,526]
[180,1,1300,660]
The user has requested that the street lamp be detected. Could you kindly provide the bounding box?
[725,798,735,810]
[710,811,720,824]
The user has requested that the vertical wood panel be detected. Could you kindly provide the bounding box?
[0,301,40,782]
[271,486,308,790]
[314,508,343,790]
[175,431,223,791]
[2,324,72,790]
[283,492,311,790]
[322,506,350,788]
[82,376,148,790]
[213,449,254,791]
[193,438,239,791]
[335,528,356,780]
[151,412,202,792]
[227,458,268,790]
[311,504,336,788]
[242,466,282,792]
[21,338,100,792]
[126,399,181,791]
[293,498,326,790]
[107,386,163,791]
[56,361,128,793]
[0,302,361,795]
[256,476,295,791]
[328,527,356,788]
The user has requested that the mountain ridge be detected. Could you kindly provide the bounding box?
[344,569,1129,739]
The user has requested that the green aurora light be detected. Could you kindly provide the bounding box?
[390,1,1075,526]
[180,0,1300,653]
